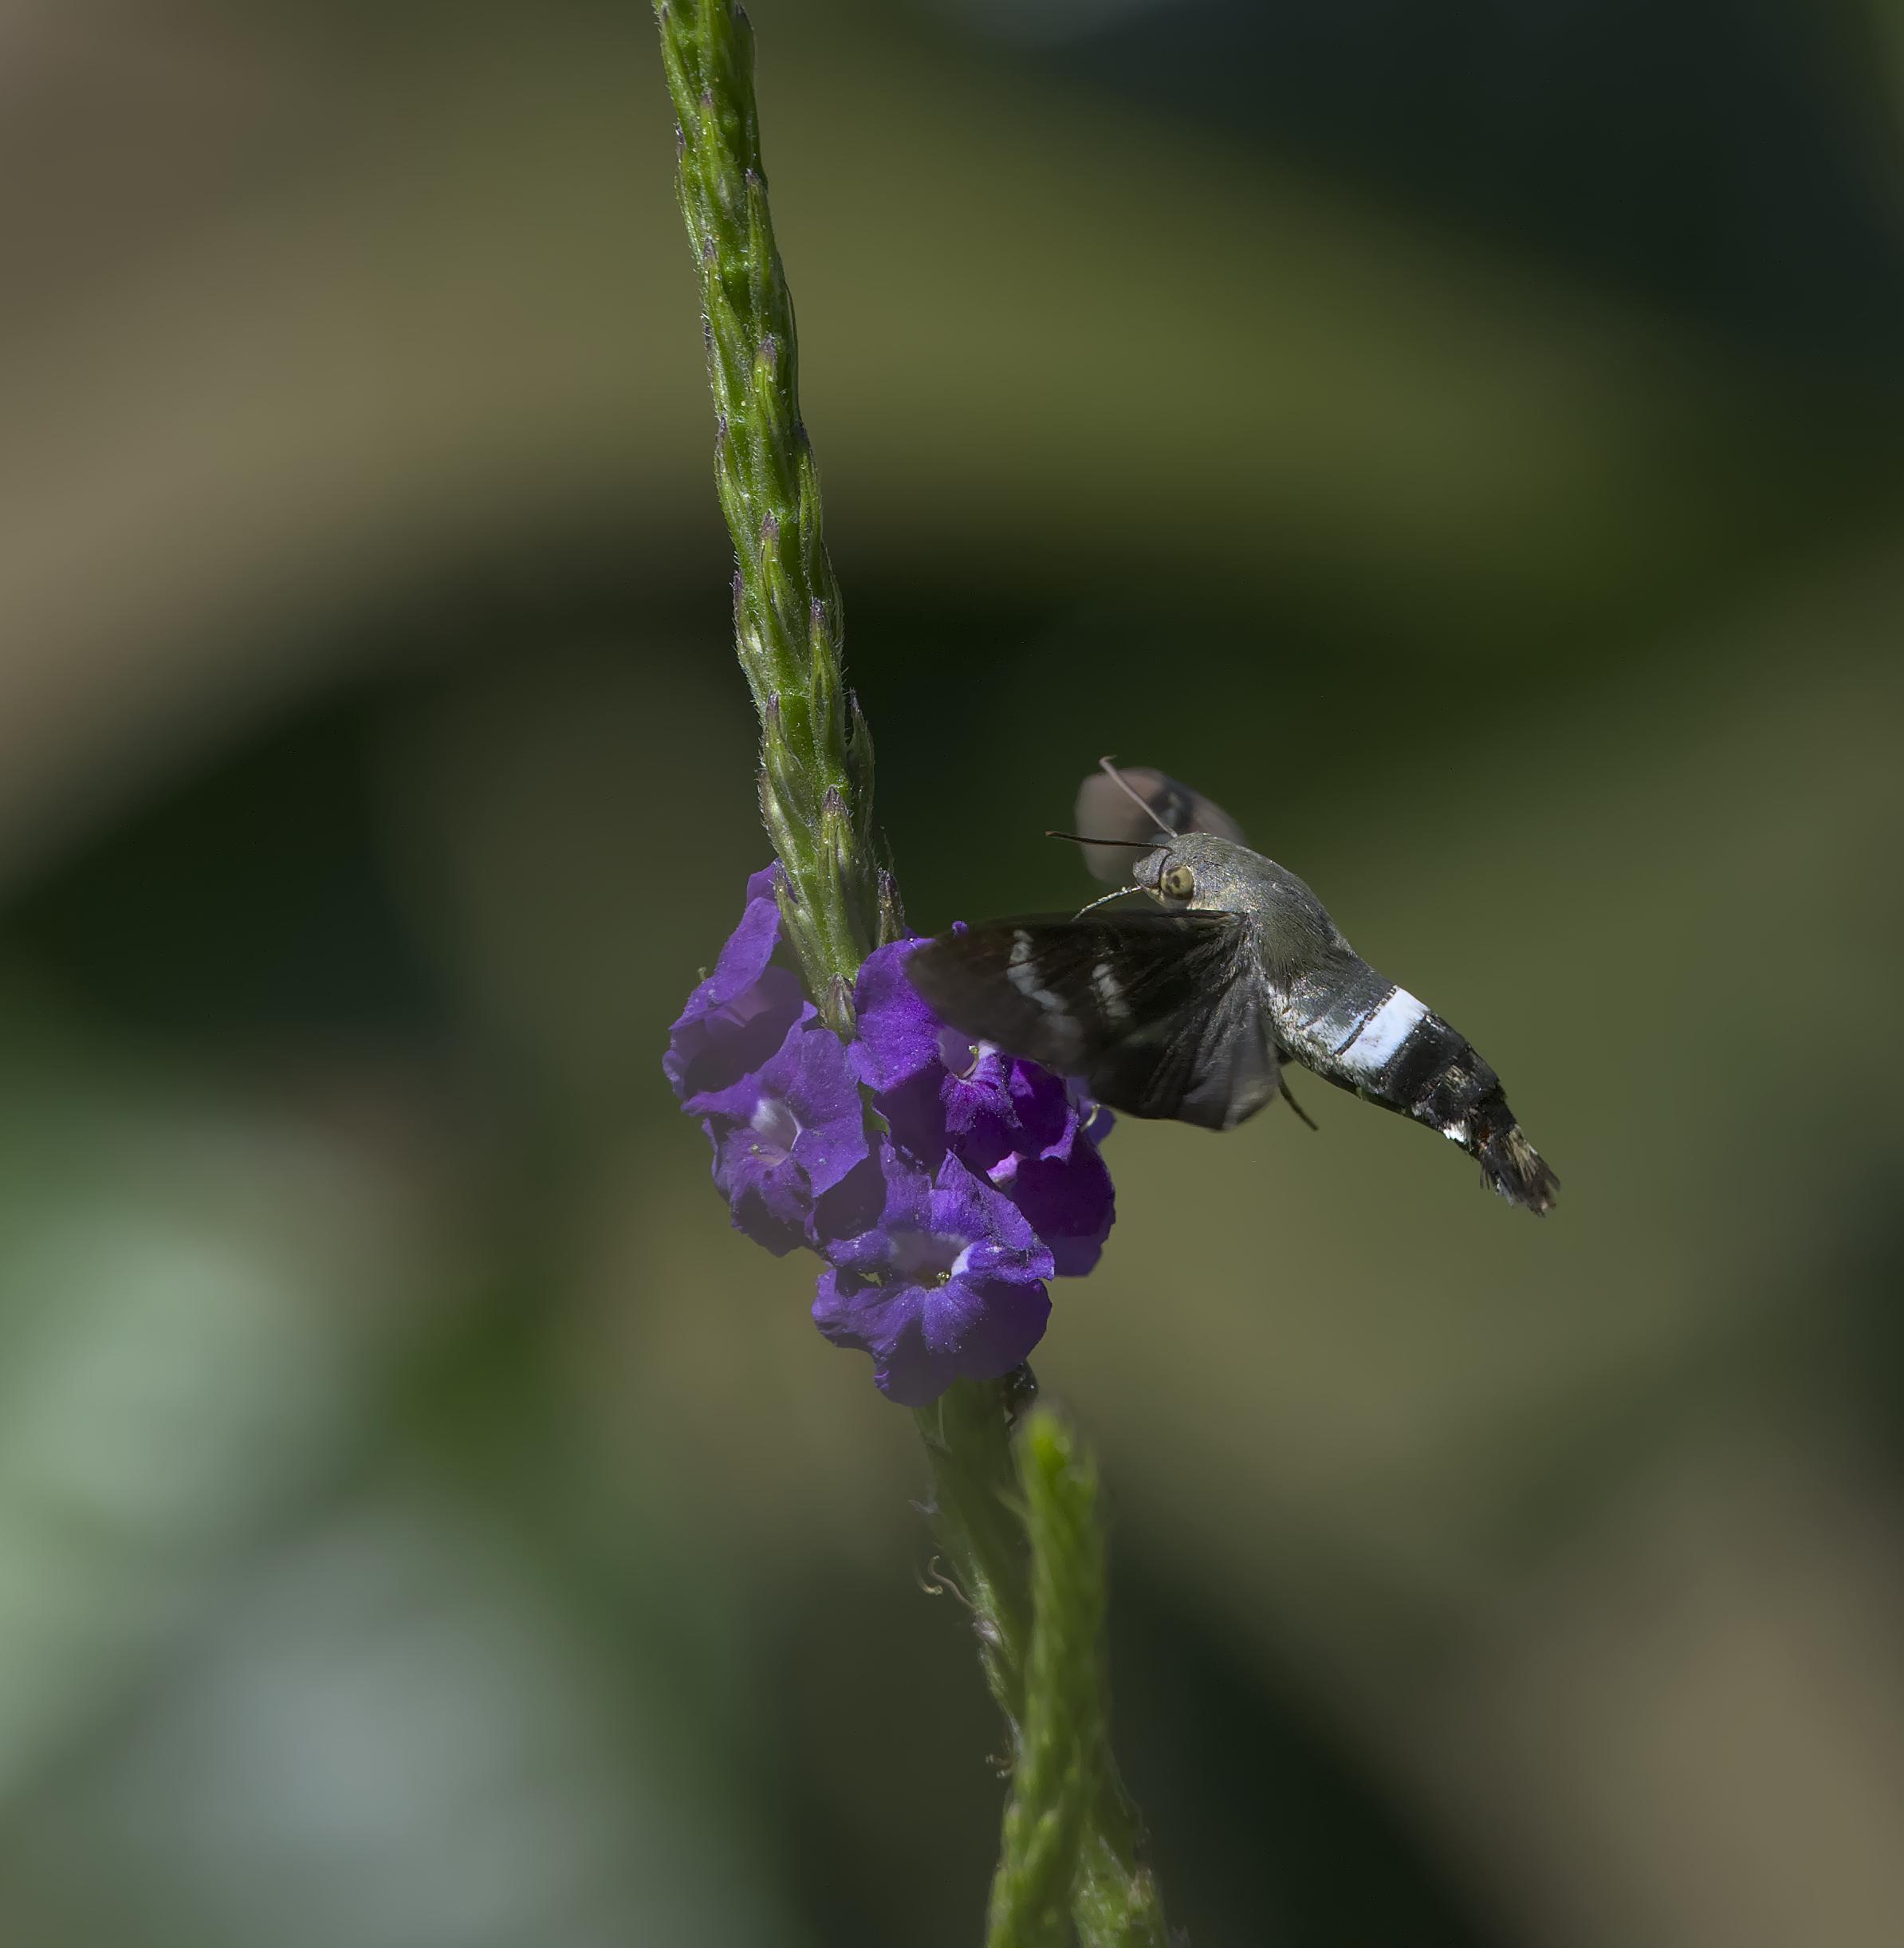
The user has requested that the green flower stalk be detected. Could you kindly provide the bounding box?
[985,1412,1104,1948]
[657,0,879,1018]
[922,1384,1171,1948]
[652,5,1172,1940]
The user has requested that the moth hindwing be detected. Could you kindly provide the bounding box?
[1072,764,1245,883]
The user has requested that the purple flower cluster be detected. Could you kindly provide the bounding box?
[665,867,1114,1405]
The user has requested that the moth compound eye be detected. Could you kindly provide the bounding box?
[1161,864,1195,899]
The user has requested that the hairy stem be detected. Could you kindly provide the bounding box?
[655,0,879,1017]
[985,1411,1103,1948]
[920,1384,1171,1948]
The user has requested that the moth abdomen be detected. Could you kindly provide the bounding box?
[1408,1049,1557,1215]
[1287,977,1558,1214]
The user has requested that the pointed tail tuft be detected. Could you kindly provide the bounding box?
[1476,1115,1558,1214]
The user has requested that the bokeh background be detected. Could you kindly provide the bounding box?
[4,1,1903,1942]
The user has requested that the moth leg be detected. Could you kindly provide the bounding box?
[1281,1076,1319,1131]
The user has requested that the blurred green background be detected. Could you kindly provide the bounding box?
[3,1,1903,1942]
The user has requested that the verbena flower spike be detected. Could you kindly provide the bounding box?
[652,4,1170,1941]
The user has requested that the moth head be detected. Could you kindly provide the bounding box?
[1134,832,1256,911]
[1134,846,1197,907]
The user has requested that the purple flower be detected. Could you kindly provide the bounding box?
[698,1017,870,1255]
[987,1136,1115,1277]
[853,940,1067,1151]
[853,937,1114,1273]
[664,865,808,1109]
[813,1153,1053,1405]
[848,937,945,1095]
[664,868,1120,1405]
[663,863,868,1254]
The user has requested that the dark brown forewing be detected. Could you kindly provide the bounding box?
[905,913,1280,1131]
[1072,767,1248,883]
[1085,958,1281,1129]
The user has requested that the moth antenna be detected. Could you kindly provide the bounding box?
[1072,883,1139,918]
[1097,755,1175,838]
[1281,1080,1319,1131]
[1044,830,1155,848]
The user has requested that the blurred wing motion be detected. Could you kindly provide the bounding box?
[907,913,1280,1131]
[1072,765,1246,883]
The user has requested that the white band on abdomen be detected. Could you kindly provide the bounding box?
[1339,986,1427,1075]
